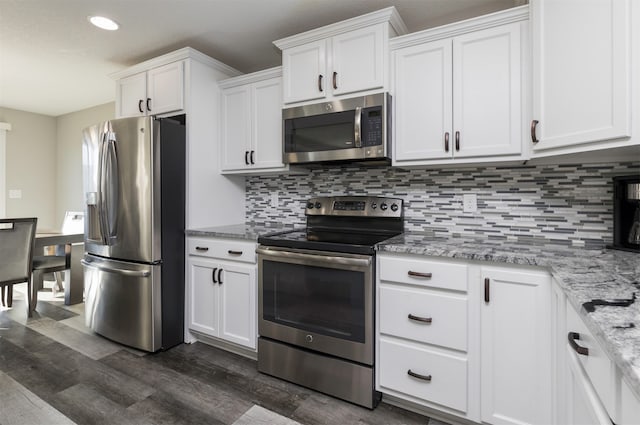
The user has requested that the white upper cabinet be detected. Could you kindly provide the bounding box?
[391,7,528,166]
[531,0,637,155]
[275,7,407,105]
[116,61,184,118]
[219,67,288,174]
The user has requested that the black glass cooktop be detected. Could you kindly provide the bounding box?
[258,229,400,255]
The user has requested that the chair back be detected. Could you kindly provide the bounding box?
[0,218,37,285]
[61,211,84,234]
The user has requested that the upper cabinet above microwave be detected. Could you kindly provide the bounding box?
[274,7,408,106]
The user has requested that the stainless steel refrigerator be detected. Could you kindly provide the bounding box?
[81,115,185,352]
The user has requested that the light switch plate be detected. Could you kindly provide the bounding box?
[9,189,22,199]
[463,193,477,213]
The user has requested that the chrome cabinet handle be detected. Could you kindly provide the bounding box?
[408,271,432,279]
[212,267,218,283]
[568,332,589,356]
[408,314,432,324]
[455,131,460,151]
[318,74,323,92]
[484,278,490,303]
[531,120,539,144]
[333,71,338,90]
[444,132,450,152]
[195,246,209,252]
[138,99,144,113]
[407,369,432,382]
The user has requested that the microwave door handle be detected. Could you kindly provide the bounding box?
[354,106,362,148]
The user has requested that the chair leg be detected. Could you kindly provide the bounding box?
[7,286,12,307]
[1,286,5,307]
[32,270,44,313]
[27,279,32,318]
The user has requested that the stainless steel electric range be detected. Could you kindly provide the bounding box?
[256,195,404,409]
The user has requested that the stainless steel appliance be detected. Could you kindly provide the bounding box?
[257,196,403,408]
[611,175,640,252]
[283,93,391,165]
[81,115,186,352]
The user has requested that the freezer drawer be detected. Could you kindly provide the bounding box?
[83,255,161,352]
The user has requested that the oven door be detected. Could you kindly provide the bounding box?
[257,246,374,365]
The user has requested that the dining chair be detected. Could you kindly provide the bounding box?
[0,217,37,316]
[31,211,84,309]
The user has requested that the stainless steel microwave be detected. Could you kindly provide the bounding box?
[283,93,391,164]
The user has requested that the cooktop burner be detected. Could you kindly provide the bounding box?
[258,196,404,255]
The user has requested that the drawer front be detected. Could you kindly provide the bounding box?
[566,300,616,416]
[379,338,468,412]
[188,238,256,263]
[379,255,468,292]
[379,286,467,351]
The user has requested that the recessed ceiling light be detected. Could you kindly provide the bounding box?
[88,15,119,31]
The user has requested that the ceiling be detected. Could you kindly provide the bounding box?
[0,0,524,117]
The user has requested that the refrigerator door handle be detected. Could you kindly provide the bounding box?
[103,132,119,244]
[81,259,151,277]
[97,131,109,245]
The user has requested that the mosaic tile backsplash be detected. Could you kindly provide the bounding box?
[246,162,640,247]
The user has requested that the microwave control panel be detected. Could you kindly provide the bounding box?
[362,107,383,147]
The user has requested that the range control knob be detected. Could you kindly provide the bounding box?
[315,202,322,209]
[380,203,388,211]
[307,202,314,209]
[371,202,377,210]
[391,203,399,212]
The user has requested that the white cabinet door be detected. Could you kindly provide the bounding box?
[187,257,220,336]
[251,77,284,169]
[220,85,251,171]
[219,262,256,349]
[282,40,326,104]
[480,266,551,425]
[393,39,453,162]
[116,72,147,118]
[565,346,612,425]
[453,22,522,158]
[146,61,184,116]
[331,24,385,97]
[531,0,631,151]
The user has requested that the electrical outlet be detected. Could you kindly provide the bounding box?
[463,194,477,213]
[271,192,278,208]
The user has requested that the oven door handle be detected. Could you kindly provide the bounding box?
[256,247,371,267]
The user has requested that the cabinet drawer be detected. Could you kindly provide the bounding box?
[566,300,616,416]
[379,337,468,412]
[379,255,468,292]
[188,238,256,263]
[379,286,467,351]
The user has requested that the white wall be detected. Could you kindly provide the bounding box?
[0,102,114,229]
[0,108,57,229]
[55,102,114,225]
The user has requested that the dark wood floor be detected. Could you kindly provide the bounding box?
[0,284,446,425]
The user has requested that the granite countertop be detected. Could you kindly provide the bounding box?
[186,222,299,241]
[378,232,640,400]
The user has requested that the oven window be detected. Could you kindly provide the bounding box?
[284,111,356,153]
[262,260,365,343]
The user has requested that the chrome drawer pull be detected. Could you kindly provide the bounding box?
[408,314,432,324]
[195,246,209,252]
[408,271,432,279]
[568,332,589,356]
[407,369,432,382]
[228,250,243,255]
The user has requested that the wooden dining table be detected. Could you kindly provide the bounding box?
[35,231,84,305]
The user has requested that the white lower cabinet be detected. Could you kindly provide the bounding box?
[479,266,552,425]
[187,237,257,351]
[377,253,553,424]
